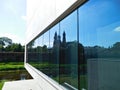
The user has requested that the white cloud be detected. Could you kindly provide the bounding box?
[0,33,24,45]
[114,26,120,32]
[21,16,27,21]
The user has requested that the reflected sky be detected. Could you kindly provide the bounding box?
[60,10,77,42]
[50,24,59,47]
[79,0,120,47]
[32,0,120,48]
[44,31,50,47]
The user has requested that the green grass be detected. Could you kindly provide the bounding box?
[0,62,24,71]
[80,75,88,89]
[53,75,88,89]
[0,62,24,65]
[0,80,7,90]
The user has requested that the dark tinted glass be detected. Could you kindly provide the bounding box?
[79,0,120,90]
[27,0,120,90]
[49,24,60,81]
[60,10,78,89]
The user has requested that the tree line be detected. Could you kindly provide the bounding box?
[0,37,24,52]
[85,42,120,58]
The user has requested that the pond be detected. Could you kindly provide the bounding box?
[0,69,32,89]
[0,70,32,80]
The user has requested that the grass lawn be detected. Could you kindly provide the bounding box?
[0,80,8,90]
[0,62,24,71]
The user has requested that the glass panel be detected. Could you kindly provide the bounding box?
[37,36,43,64]
[34,36,43,70]
[27,38,40,68]
[27,39,37,64]
[41,31,50,76]
[60,10,78,89]
[79,0,120,90]
[49,24,59,81]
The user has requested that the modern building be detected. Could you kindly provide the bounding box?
[3,0,120,90]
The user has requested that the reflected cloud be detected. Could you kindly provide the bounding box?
[114,26,120,32]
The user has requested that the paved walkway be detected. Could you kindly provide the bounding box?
[2,79,42,90]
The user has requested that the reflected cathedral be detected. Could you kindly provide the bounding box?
[52,31,86,76]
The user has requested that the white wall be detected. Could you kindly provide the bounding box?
[26,0,77,44]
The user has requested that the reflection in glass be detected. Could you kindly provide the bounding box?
[49,24,60,81]
[27,0,120,90]
[39,31,50,76]
[60,10,78,89]
[27,38,41,69]
[79,0,120,90]
[37,36,42,64]
[27,39,37,64]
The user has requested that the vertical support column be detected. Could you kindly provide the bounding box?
[24,45,27,65]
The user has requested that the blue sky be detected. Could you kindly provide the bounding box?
[58,0,120,48]
[42,0,120,48]
[79,0,120,47]
[0,0,26,45]
[7,0,119,48]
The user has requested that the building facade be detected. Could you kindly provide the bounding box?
[25,0,120,90]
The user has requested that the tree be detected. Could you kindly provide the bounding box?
[5,43,23,52]
[113,42,120,49]
[42,45,47,53]
[0,45,4,52]
[0,37,12,47]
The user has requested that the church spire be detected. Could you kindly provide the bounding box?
[62,31,66,47]
[53,32,57,47]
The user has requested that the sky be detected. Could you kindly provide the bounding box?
[0,0,26,45]
[35,0,120,48]
[56,0,120,48]
[79,0,120,47]
[2,0,119,48]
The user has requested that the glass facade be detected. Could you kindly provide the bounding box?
[79,0,120,90]
[59,10,78,88]
[27,0,120,90]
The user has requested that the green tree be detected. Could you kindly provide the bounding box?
[42,45,47,53]
[112,42,120,49]
[0,37,12,47]
[0,45,4,52]
[5,43,24,52]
